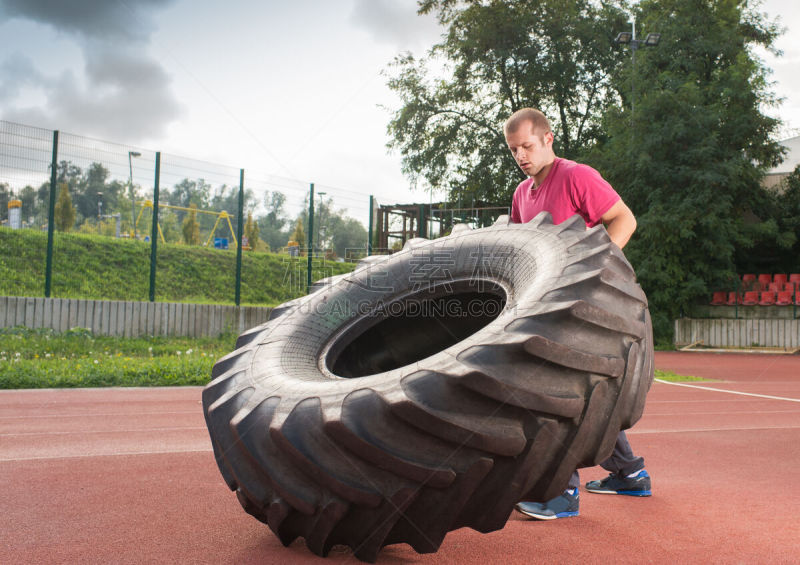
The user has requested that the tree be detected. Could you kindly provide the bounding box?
[54,183,76,232]
[258,191,291,251]
[244,212,260,250]
[585,0,783,341]
[329,216,368,260]
[0,183,10,222]
[297,196,369,259]
[75,162,110,221]
[289,219,305,250]
[182,204,201,245]
[385,0,628,202]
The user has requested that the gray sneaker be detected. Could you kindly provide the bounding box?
[515,489,579,520]
[585,469,652,496]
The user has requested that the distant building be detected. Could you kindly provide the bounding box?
[763,135,800,191]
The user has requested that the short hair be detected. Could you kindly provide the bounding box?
[504,108,552,136]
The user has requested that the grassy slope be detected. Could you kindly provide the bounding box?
[0,227,355,306]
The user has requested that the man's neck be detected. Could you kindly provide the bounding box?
[531,157,557,188]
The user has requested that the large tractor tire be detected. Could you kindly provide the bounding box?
[202,212,654,562]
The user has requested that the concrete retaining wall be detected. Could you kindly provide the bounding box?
[675,317,800,349]
[0,296,272,338]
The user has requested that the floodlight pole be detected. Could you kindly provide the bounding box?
[615,16,660,123]
[128,151,141,239]
[317,191,326,254]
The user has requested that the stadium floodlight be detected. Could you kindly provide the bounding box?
[644,33,661,47]
[615,31,632,45]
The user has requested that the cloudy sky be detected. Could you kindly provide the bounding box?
[0,0,798,218]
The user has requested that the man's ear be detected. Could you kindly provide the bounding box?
[545,131,554,146]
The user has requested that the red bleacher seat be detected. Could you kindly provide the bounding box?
[710,291,726,305]
[768,282,781,292]
[773,274,788,286]
[776,290,793,306]
[742,274,756,289]
[759,291,776,306]
[790,274,800,286]
[757,274,772,287]
[784,282,795,293]
[742,291,759,305]
[726,292,740,306]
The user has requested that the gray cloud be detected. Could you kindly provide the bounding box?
[349,0,441,51]
[0,0,172,41]
[0,0,182,141]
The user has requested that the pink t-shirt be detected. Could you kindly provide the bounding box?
[510,157,620,227]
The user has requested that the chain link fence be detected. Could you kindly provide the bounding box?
[0,120,373,306]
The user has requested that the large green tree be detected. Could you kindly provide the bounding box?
[586,0,784,340]
[386,0,628,202]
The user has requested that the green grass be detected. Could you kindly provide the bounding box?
[0,227,356,306]
[654,369,710,382]
[0,326,235,388]
[2,327,712,389]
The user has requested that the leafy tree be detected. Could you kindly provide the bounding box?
[329,216,368,260]
[258,191,291,251]
[0,183,10,222]
[585,0,783,341]
[744,165,800,274]
[297,196,369,259]
[168,178,211,210]
[244,212,260,250]
[289,219,305,250]
[385,0,628,202]
[182,204,201,245]
[19,185,37,223]
[54,183,76,232]
[74,162,110,221]
[159,210,182,243]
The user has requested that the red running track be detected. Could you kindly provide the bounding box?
[1,352,799,564]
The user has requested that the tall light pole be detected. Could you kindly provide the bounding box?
[615,16,660,120]
[128,151,141,239]
[316,191,326,255]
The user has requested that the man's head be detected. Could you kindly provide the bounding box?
[504,108,555,182]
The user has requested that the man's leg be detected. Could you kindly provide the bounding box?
[585,431,651,495]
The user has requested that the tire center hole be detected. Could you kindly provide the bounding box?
[327,282,507,379]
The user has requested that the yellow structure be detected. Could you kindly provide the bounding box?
[135,200,237,247]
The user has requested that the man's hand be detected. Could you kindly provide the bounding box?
[601,200,637,249]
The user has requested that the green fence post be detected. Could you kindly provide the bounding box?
[368,195,374,256]
[148,152,161,302]
[44,130,58,298]
[235,169,244,306]
[306,183,315,293]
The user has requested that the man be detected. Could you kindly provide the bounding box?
[505,108,651,521]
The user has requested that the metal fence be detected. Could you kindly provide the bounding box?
[0,120,375,305]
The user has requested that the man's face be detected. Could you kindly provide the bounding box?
[505,121,554,178]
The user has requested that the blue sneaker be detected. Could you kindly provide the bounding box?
[585,469,652,496]
[515,489,579,520]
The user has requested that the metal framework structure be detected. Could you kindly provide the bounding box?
[134,200,237,247]
[374,201,510,250]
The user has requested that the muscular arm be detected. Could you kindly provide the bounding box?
[601,200,637,249]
